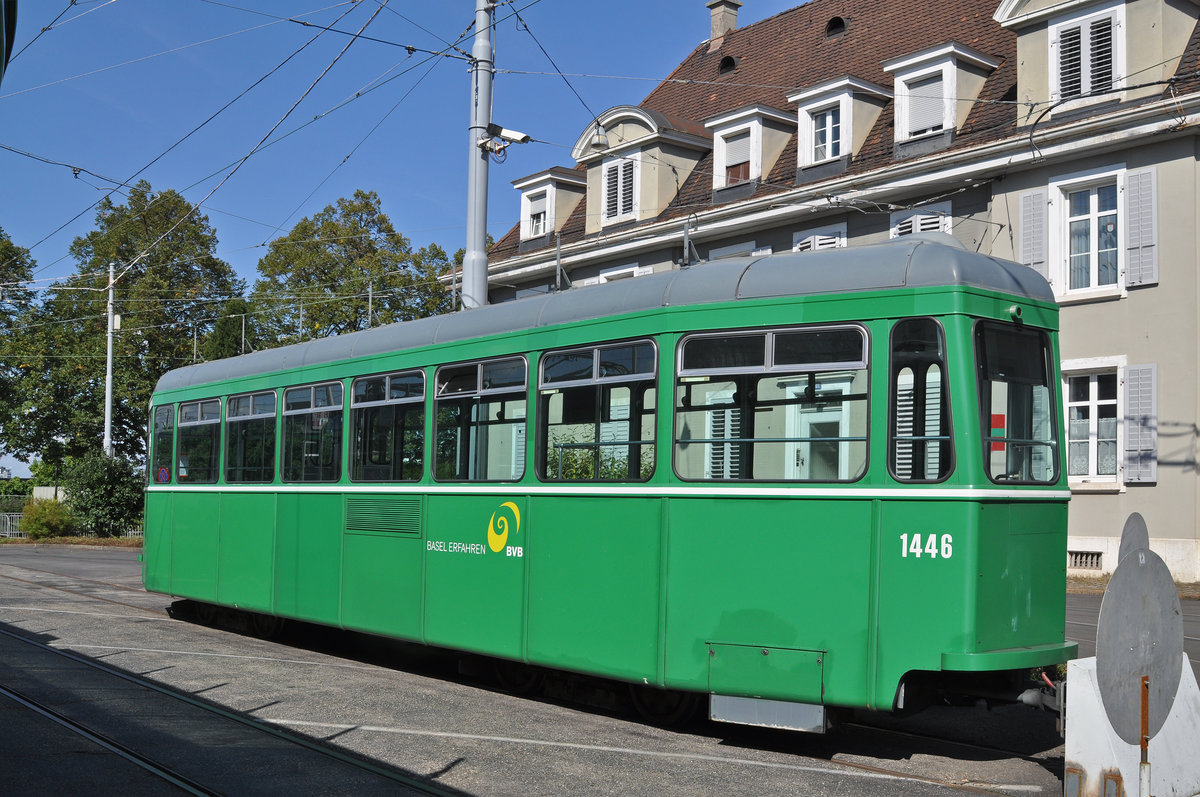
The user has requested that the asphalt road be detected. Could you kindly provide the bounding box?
[3,544,1190,796]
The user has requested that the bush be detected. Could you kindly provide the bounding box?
[63,455,144,538]
[21,498,77,539]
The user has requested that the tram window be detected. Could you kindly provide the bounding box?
[890,319,952,481]
[674,326,868,482]
[350,370,424,482]
[434,357,526,481]
[226,391,276,483]
[538,340,656,482]
[150,406,174,484]
[976,323,1059,484]
[177,399,221,484]
[282,382,343,483]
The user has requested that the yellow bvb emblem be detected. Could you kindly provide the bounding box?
[487,501,521,553]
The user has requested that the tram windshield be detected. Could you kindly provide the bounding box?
[975,322,1059,484]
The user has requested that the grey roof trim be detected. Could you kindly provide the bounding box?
[154,236,1052,394]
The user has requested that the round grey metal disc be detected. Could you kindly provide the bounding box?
[1117,512,1150,566]
[1095,546,1184,745]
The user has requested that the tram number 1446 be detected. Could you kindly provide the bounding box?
[900,533,954,559]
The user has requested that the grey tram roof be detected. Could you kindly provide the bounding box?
[155,234,1051,393]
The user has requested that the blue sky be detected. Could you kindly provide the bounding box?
[0,0,798,476]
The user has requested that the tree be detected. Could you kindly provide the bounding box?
[0,182,243,465]
[251,190,448,345]
[63,454,143,537]
[202,297,262,360]
[0,227,36,460]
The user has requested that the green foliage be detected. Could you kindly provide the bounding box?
[63,454,144,538]
[20,498,77,539]
[201,297,261,360]
[0,477,31,498]
[0,182,243,465]
[251,190,449,346]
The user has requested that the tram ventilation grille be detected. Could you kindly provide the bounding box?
[1068,550,1103,570]
[345,497,422,537]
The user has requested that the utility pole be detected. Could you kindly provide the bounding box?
[462,0,494,310]
[102,262,115,457]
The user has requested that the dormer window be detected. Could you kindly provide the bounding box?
[883,43,999,145]
[788,77,889,169]
[514,168,586,243]
[1050,2,1123,103]
[719,55,738,75]
[704,105,793,193]
[825,17,846,38]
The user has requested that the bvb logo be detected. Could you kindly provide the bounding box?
[487,501,522,556]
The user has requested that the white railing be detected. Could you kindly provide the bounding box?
[0,513,24,538]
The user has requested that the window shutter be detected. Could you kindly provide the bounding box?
[529,193,546,217]
[1089,17,1113,92]
[1018,189,1049,281]
[1058,25,1083,98]
[1124,167,1158,287]
[907,74,944,135]
[620,160,635,216]
[604,163,619,219]
[1124,364,1157,484]
[724,131,751,167]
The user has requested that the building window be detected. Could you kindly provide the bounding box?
[903,72,945,138]
[1050,3,1123,102]
[811,105,841,162]
[528,192,547,237]
[1067,371,1118,481]
[603,155,636,223]
[1061,358,1158,487]
[1020,165,1157,300]
[890,202,951,237]
[793,223,846,251]
[1065,181,1118,291]
[713,127,755,189]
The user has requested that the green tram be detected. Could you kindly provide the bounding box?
[143,235,1077,731]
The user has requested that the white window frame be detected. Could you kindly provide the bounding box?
[801,98,850,166]
[575,262,652,287]
[793,222,847,251]
[712,122,762,190]
[601,152,639,226]
[1061,355,1126,492]
[1049,0,1125,108]
[894,62,953,141]
[521,189,550,240]
[890,202,951,237]
[1048,163,1126,303]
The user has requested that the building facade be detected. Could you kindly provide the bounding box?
[484,0,1200,580]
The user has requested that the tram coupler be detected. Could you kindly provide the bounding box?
[1019,674,1065,734]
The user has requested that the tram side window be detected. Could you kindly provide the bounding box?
[976,322,1059,483]
[435,358,526,481]
[151,406,174,484]
[890,318,952,481]
[537,340,656,482]
[226,391,276,483]
[350,371,424,481]
[674,326,869,482]
[282,382,343,482]
[177,399,221,484]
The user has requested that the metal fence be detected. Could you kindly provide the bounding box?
[0,513,24,539]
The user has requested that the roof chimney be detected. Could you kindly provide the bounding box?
[707,0,742,41]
